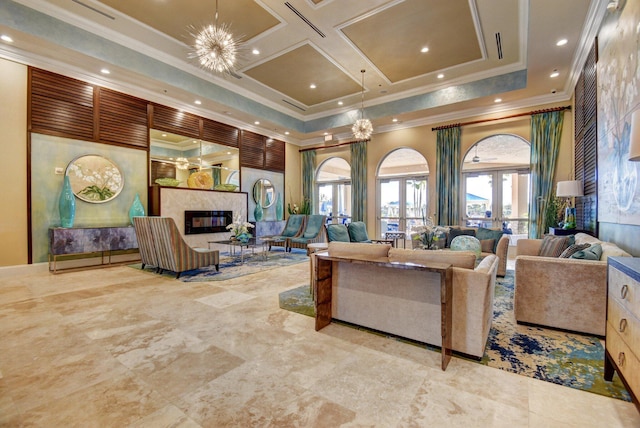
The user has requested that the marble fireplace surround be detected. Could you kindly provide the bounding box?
[152,187,248,248]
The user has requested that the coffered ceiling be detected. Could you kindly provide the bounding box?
[0,0,604,144]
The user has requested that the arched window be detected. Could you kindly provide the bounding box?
[461,134,530,237]
[376,148,429,239]
[316,157,351,224]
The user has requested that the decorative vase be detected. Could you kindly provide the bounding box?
[275,192,283,221]
[128,193,145,225]
[254,203,263,221]
[237,233,250,243]
[58,175,76,228]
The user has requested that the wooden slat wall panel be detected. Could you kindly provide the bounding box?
[150,104,201,138]
[265,139,285,172]
[240,131,265,169]
[574,41,598,235]
[29,68,95,141]
[202,118,239,147]
[151,160,176,183]
[98,88,149,149]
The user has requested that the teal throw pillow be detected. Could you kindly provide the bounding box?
[327,224,350,242]
[475,227,504,253]
[570,243,602,260]
[348,222,370,242]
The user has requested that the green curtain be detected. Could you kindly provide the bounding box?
[435,127,461,225]
[302,150,316,213]
[212,166,221,187]
[350,141,367,222]
[529,111,565,238]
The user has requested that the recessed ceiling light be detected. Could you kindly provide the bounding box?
[193,140,198,144]
[227,152,231,155]
[100,68,110,74]
[162,133,167,137]
[421,47,429,53]
[338,101,343,106]
[556,38,568,46]
[1,35,14,43]
[310,83,316,89]
[437,73,444,79]
[285,131,290,135]
[550,69,560,78]
[252,49,260,55]
[254,121,260,125]
[323,132,328,135]
[494,98,502,103]
[194,100,202,105]
[392,118,398,122]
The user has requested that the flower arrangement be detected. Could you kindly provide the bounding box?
[226,215,254,242]
[412,217,449,250]
[287,198,311,215]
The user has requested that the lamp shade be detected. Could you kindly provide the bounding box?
[630,109,640,161]
[556,180,583,197]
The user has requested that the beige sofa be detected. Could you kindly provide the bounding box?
[514,233,631,336]
[313,242,499,359]
[410,227,510,277]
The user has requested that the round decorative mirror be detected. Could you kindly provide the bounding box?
[65,154,124,203]
[253,178,276,208]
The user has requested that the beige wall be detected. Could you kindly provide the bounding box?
[0,59,28,267]
[285,142,302,214]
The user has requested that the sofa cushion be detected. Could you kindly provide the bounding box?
[475,254,497,274]
[559,243,590,258]
[480,239,496,253]
[475,227,504,253]
[388,248,476,269]
[347,222,370,242]
[327,224,350,242]
[575,233,600,246]
[600,242,631,260]
[538,235,570,257]
[570,243,602,260]
[328,242,391,259]
[446,227,475,247]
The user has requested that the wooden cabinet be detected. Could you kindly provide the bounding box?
[605,257,640,411]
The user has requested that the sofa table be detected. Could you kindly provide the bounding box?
[314,253,453,370]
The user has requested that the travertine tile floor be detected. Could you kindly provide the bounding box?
[1,259,639,427]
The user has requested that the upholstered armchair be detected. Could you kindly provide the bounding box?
[267,214,307,251]
[288,215,327,250]
[132,216,159,271]
[146,217,219,278]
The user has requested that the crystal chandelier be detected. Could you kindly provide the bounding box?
[175,157,190,170]
[191,0,240,74]
[352,69,373,140]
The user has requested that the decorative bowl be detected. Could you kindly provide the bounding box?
[154,178,181,187]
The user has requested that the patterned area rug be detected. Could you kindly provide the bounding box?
[131,248,308,282]
[279,271,631,402]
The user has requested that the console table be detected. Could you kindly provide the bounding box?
[314,254,453,370]
[48,226,138,273]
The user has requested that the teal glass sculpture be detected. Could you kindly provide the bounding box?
[129,193,145,225]
[254,203,263,221]
[59,175,76,228]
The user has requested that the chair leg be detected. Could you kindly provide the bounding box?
[176,272,181,279]
[141,263,146,270]
[215,264,219,271]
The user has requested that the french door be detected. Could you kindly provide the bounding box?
[378,177,427,238]
[462,169,529,235]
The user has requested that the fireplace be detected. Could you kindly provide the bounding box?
[185,210,233,235]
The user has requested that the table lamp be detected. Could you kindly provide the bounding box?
[556,180,583,229]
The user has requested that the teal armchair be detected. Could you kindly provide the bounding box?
[288,215,327,251]
[267,214,306,251]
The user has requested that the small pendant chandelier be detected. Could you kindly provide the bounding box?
[352,69,373,140]
[191,0,240,74]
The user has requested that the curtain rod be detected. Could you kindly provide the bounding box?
[299,139,369,152]
[431,105,571,131]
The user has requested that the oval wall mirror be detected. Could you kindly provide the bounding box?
[65,154,124,203]
[253,178,276,208]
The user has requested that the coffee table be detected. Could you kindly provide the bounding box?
[209,237,285,263]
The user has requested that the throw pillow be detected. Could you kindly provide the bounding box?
[559,243,590,258]
[327,224,350,242]
[447,228,475,248]
[475,227,504,253]
[570,243,603,260]
[347,222,370,242]
[538,235,570,257]
[480,239,495,253]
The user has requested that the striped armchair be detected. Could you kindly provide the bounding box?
[144,217,219,278]
[288,215,327,251]
[132,216,159,271]
[267,214,306,252]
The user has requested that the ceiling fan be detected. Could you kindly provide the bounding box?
[465,146,498,163]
